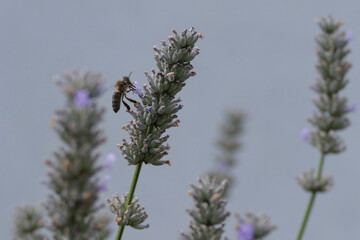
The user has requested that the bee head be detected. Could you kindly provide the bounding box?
[114,72,134,91]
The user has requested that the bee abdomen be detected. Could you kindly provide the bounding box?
[112,91,121,113]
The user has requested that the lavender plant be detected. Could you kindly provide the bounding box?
[14,70,112,240]
[110,28,203,240]
[296,17,353,240]
[207,110,246,197]
[12,17,357,240]
[204,110,276,240]
[180,175,230,240]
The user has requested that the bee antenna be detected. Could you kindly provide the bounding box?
[128,72,132,77]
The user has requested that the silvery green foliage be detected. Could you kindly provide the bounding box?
[13,205,47,240]
[207,110,246,197]
[235,212,277,240]
[297,169,334,192]
[180,175,230,240]
[308,17,352,154]
[45,70,111,240]
[119,28,203,166]
[107,193,149,229]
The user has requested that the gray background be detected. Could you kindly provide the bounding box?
[1,0,360,239]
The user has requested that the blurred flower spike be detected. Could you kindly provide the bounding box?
[180,175,230,240]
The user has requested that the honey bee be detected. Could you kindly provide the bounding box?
[112,73,138,113]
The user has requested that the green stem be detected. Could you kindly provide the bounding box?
[116,127,151,240]
[317,153,325,181]
[296,153,325,240]
[297,192,316,240]
[116,161,143,240]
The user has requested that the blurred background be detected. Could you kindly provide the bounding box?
[1,0,360,239]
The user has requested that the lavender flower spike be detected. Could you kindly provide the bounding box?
[114,28,203,240]
[180,175,230,240]
[119,28,203,166]
[207,109,246,198]
[297,16,353,240]
[45,70,111,239]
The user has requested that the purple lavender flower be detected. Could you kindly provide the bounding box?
[133,81,143,97]
[347,102,357,112]
[74,89,91,108]
[102,153,117,169]
[98,175,111,192]
[300,128,311,142]
[346,30,354,42]
[237,223,255,240]
[217,161,228,172]
[146,106,153,112]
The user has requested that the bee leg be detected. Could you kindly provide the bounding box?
[125,95,139,104]
[127,87,135,93]
[122,98,131,111]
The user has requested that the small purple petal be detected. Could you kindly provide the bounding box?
[346,30,354,42]
[237,223,255,240]
[300,128,311,142]
[137,122,146,128]
[347,102,357,112]
[146,106,153,112]
[102,153,117,169]
[98,175,111,192]
[218,161,228,172]
[176,104,183,110]
[163,144,170,151]
[39,178,49,187]
[74,89,91,108]
[133,81,143,97]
